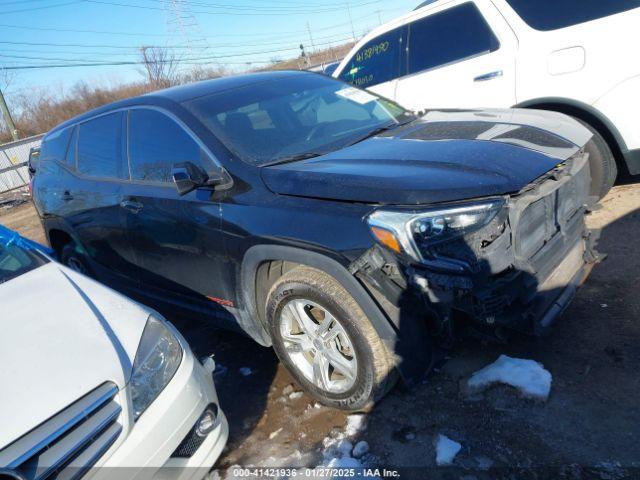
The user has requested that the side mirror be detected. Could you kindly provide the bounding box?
[171,162,209,196]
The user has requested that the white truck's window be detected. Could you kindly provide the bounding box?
[338,27,405,89]
[506,0,640,31]
[407,2,499,75]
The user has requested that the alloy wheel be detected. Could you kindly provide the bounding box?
[279,299,358,394]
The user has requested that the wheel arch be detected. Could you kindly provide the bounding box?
[237,245,399,350]
[515,97,629,174]
[47,228,74,257]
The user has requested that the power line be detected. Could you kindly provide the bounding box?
[0,12,380,44]
[0,34,358,64]
[0,0,83,14]
[84,0,383,16]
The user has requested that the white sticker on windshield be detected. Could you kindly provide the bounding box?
[336,87,377,105]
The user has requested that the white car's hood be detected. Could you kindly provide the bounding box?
[0,262,149,449]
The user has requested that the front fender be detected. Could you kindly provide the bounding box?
[237,244,399,348]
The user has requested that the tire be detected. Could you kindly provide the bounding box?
[265,266,397,411]
[573,117,618,201]
[60,243,92,276]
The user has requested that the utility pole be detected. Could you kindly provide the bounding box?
[0,87,18,142]
[345,1,356,42]
[306,22,316,54]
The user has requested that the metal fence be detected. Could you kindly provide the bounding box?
[0,134,44,193]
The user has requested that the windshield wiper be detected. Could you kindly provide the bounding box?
[261,151,324,167]
[346,120,414,147]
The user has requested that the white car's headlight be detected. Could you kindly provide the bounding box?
[367,200,504,261]
[130,314,183,420]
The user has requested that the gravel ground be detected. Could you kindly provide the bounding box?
[2,183,639,479]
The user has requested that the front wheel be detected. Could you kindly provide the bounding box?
[265,266,398,411]
[573,117,618,201]
[60,243,92,276]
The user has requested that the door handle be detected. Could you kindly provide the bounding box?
[62,191,73,201]
[474,70,503,82]
[120,199,143,213]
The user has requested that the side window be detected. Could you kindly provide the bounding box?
[407,2,500,75]
[339,27,405,88]
[77,112,125,179]
[40,127,72,165]
[128,109,208,183]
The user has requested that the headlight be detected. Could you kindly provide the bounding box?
[130,314,183,420]
[367,200,504,261]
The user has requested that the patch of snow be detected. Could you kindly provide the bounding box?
[268,427,283,440]
[282,384,295,395]
[352,441,369,458]
[435,434,461,466]
[239,367,253,376]
[467,355,552,400]
[314,402,323,409]
[326,456,362,468]
[345,414,366,437]
[289,391,304,400]
[336,439,353,457]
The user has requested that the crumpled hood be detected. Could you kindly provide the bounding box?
[261,108,592,205]
[0,263,149,449]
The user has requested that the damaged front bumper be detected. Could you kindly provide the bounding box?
[352,150,598,342]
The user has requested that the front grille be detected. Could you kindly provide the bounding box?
[0,383,122,480]
[512,152,590,269]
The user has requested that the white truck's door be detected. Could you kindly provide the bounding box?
[394,0,518,111]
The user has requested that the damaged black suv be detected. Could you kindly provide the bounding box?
[33,71,598,410]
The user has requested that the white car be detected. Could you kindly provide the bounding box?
[333,0,640,199]
[0,227,228,480]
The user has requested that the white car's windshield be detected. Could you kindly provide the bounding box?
[183,74,414,166]
[0,243,47,285]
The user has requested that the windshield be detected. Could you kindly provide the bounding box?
[0,242,48,285]
[183,74,413,166]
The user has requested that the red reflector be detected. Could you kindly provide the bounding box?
[207,296,234,307]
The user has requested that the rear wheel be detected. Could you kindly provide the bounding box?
[60,243,92,276]
[573,117,618,201]
[265,266,397,411]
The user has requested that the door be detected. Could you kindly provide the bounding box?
[394,1,518,111]
[122,107,230,311]
[336,25,407,101]
[66,112,139,283]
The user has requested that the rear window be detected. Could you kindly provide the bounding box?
[40,127,72,165]
[77,112,126,179]
[338,26,405,88]
[407,3,499,75]
[506,0,640,31]
[0,243,47,285]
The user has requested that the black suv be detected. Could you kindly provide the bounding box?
[33,71,597,410]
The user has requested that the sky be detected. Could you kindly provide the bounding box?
[0,0,418,102]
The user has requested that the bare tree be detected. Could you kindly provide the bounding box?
[0,68,16,92]
[139,46,180,89]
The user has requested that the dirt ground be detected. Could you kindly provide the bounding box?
[2,184,639,479]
